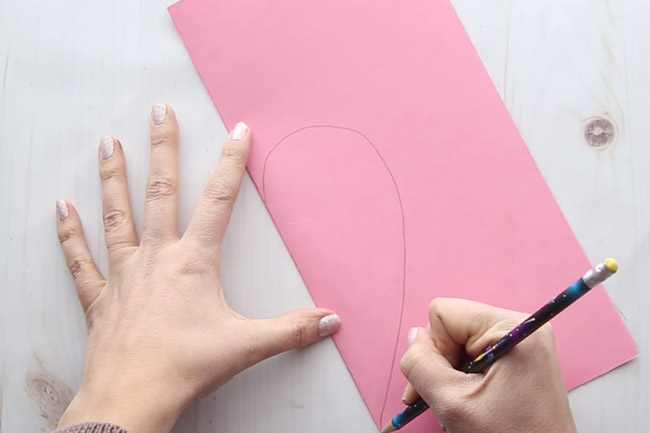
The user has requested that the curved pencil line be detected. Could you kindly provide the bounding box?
[261,125,406,425]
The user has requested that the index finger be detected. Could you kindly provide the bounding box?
[183,122,250,253]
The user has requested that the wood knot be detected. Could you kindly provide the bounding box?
[25,371,73,428]
[583,117,616,149]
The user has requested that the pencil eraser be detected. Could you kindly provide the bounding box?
[604,258,618,273]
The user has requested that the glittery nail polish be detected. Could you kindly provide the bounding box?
[318,314,341,337]
[99,136,115,159]
[407,327,419,346]
[151,103,167,125]
[230,121,248,140]
[56,200,69,221]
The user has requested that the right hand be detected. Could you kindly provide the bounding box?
[400,298,577,433]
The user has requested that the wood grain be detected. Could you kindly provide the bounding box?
[1,0,648,432]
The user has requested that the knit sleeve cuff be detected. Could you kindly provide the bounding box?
[52,423,130,433]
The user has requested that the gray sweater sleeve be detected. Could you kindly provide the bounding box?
[52,423,129,433]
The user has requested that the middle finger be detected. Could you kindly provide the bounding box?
[142,103,179,245]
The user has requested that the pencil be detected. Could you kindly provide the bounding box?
[380,258,619,433]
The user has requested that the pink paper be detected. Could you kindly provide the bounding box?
[169,0,637,430]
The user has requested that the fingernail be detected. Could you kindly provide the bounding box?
[229,121,248,140]
[402,388,408,403]
[151,103,167,125]
[99,136,115,159]
[407,327,419,347]
[56,200,69,221]
[318,313,341,337]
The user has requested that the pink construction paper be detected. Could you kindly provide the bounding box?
[169,0,637,430]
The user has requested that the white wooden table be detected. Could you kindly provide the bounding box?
[1,1,648,432]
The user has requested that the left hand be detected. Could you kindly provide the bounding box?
[55,103,341,433]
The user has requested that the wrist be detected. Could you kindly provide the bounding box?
[58,380,186,433]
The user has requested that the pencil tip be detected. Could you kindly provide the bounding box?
[380,422,397,433]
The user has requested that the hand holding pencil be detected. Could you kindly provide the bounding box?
[393,260,617,433]
[398,298,578,433]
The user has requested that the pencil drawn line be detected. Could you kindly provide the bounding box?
[261,125,406,426]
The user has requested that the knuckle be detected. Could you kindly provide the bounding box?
[492,318,520,335]
[68,256,93,279]
[150,132,174,148]
[146,177,176,202]
[289,319,310,349]
[106,242,136,257]
[175,254,206,276]
[102,209,127,230]
[428,298,445,316]
[479,309,518,333]
[99,165,121,182]
[428,297,453,322]
[475,308,498,325]
[400,347,421,376]
[177,261,201,276]
[57,226,77,244]
[221,145,245,167]
[203,178,235,204]
[399,353,411,375]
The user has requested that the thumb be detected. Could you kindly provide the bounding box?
[400,327,474,409]
[248,308,341,364]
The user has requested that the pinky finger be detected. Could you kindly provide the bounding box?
[56,200,105,312]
